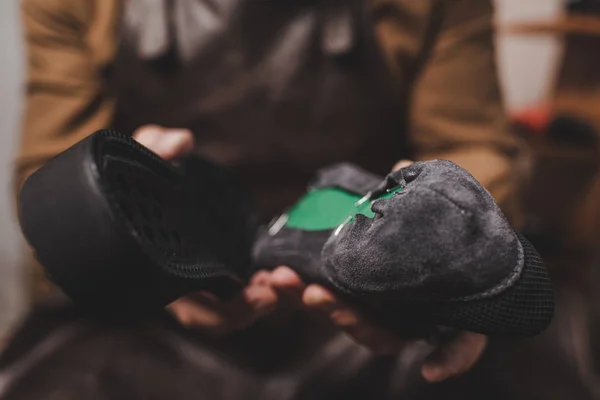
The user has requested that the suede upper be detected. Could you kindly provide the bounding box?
[321,160,522,303]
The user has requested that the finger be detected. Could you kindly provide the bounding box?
[270,267,304,290]
[186,290,220,304]
[303,285,407,354]
[133,125,195,160]
[269,267,306,304]
[167,294,239,335]
[392,159,414,172]
[133,125,163,148]
[156,129,194,160]
[242,284,278,318]
[302,284,339,312]
[421,332,488,382]
[168,289,263,335]
[250,270,272,286]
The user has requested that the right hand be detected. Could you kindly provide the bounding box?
[133,125,279,336]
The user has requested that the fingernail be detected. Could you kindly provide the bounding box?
[303,286,323,305]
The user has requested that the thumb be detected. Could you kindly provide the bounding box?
[421,332,487,382]
[133,125,195,161]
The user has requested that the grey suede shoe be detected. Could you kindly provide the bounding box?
[253,160,554,338]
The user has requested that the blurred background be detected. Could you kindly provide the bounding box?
[0,0,26,337]
[0,0,572,335]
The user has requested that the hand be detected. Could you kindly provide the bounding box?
[266,267,488,383]
[263,158,488,382]
[133,125,279,336]
[166,283,277,336]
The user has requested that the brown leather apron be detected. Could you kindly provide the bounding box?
[111,0,403,219]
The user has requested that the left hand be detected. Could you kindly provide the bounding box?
[133,126,280,336]
[262,159,488,383]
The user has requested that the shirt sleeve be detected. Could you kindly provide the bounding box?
[377,0,524,227]
[15,0,115,195]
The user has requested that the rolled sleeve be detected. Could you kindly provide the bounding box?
[16,0,115,194]
[408,0,524,226]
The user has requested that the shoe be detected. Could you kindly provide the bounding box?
[19,130,257,315]
[253,160,555,338]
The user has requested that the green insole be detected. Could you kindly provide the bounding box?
[285,186,403,231]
